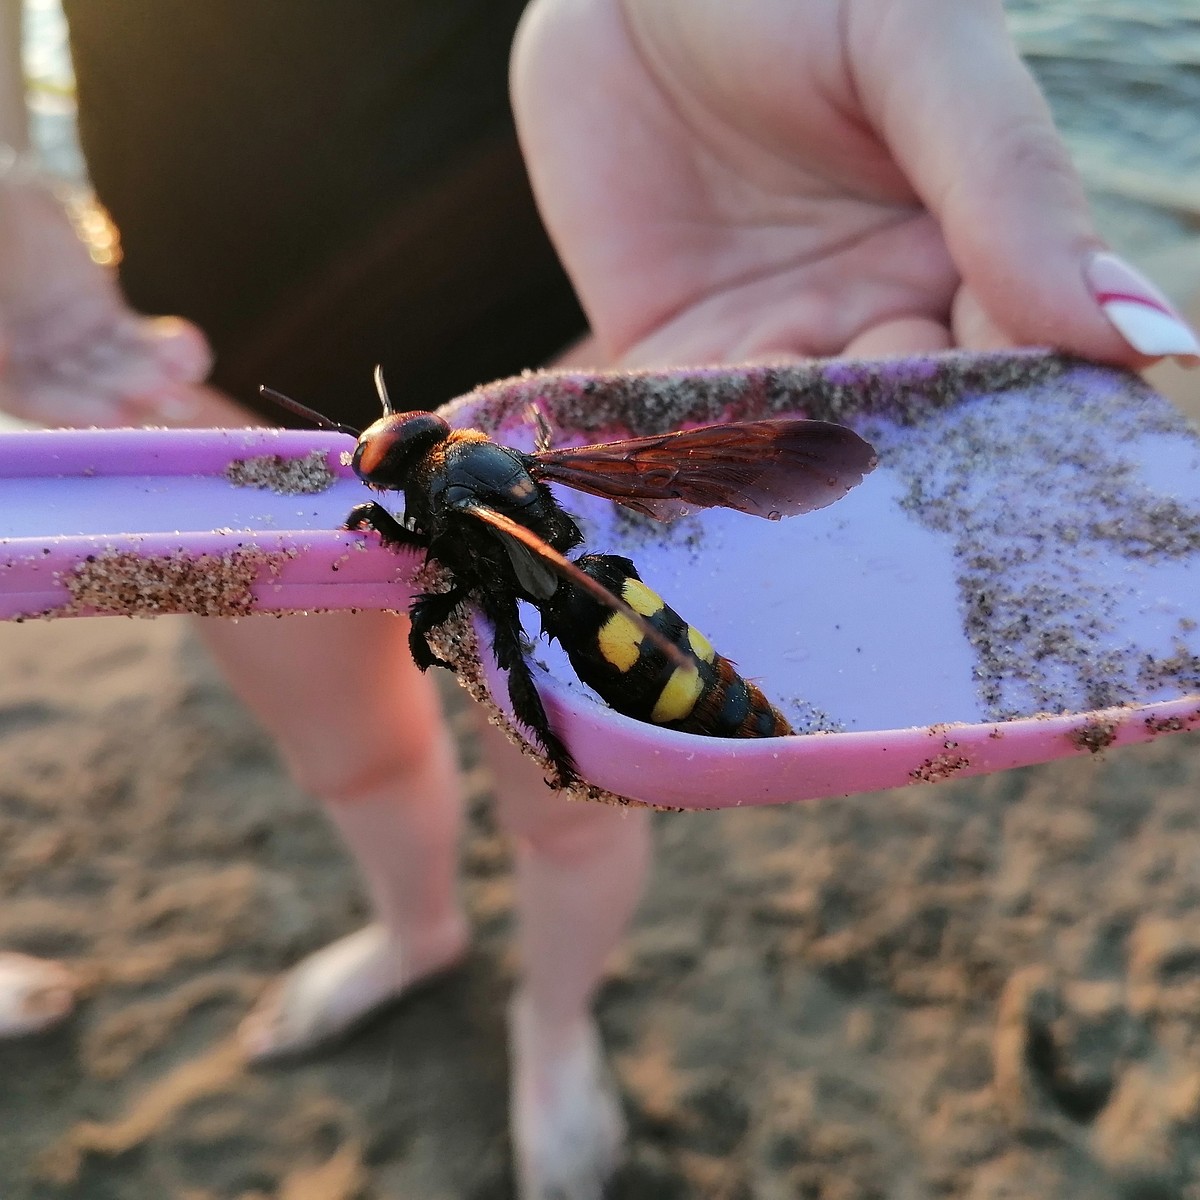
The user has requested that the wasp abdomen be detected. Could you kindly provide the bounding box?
[540,554,792,738]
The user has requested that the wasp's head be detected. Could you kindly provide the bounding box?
[351,411,451,489]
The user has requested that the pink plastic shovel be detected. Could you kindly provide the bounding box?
[2,350,1197,809]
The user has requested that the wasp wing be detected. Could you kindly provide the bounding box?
[462,503,690,671]
[528,419,876,522]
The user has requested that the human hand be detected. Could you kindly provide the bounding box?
[512,0,1200,369]
[0,165,245,427]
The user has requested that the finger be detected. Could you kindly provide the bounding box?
[137,315,214,383]
[950,285,1022,352]
[0,380,126,426]
[852,0,1199,367]
[121,382,257,429]
[842,315,953,358]
[546,331,608,370]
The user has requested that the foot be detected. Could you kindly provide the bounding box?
[508,995,627,1200]
[0,953,77,1036]
[239,919,469,1060]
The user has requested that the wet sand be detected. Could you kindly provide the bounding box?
[0,315,1198,1198]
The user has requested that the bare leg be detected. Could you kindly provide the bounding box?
[197,611,469,1058]
[481,722,651,1200]
[0,165,244,1037]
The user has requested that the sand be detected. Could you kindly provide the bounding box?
[4,622,1200,1199]
[0,334,1196,1198]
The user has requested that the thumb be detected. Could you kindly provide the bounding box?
[853,0,1198,366]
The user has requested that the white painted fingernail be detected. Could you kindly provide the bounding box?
[1085,251,1200,364]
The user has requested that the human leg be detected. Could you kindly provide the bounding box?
[481,721,651,1199]
[196,611,469,1057]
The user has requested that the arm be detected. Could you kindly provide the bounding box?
[0,1,245,428]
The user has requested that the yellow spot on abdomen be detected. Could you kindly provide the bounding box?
[622,578,665,617]
[598,613,643,672]
[687,625,715,663]
[596,579,667,673]
[651,664,704,723]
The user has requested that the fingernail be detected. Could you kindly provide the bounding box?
[1085,251,1200,363]
[147,316,214,382]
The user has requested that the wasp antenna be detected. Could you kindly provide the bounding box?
[259,385,361,438]
[527,403,554,455]
[373,364,397,416]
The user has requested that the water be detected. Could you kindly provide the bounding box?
[1007,0,1200,286]
[21,0,82,181]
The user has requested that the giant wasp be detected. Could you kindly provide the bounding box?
[265,369,876,786]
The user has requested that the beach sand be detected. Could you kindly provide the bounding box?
[0,329,1198,1198]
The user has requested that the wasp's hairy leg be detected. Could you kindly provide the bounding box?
[343,501,429,551]
[477,590,578,786]
[407,586,470,671]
